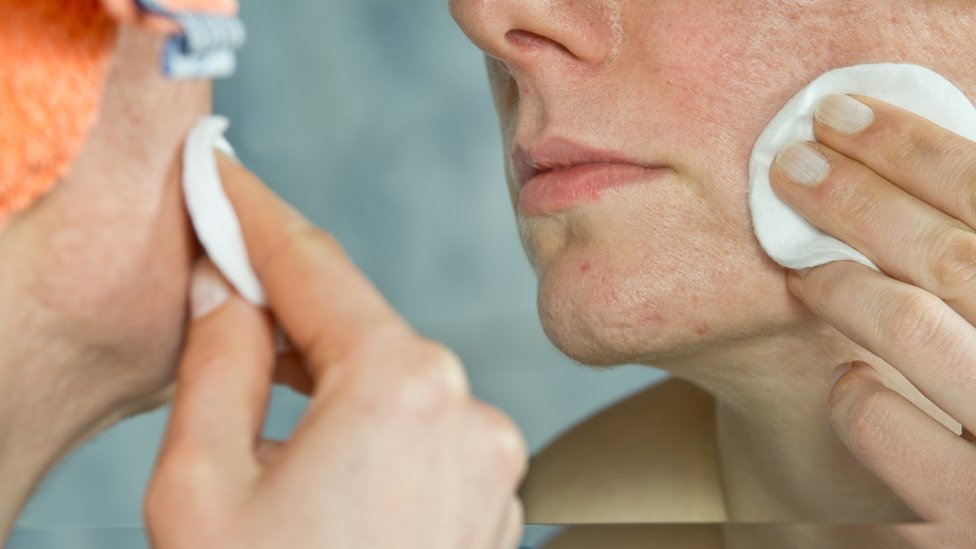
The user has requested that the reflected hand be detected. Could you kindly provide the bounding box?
[770,95,976,547]
[145,155,527,549]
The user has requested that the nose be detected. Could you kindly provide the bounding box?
[450,0,617,72]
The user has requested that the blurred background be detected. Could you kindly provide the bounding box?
[11,1,665,547]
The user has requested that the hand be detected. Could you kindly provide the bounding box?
[769,94,976,547]
[145,154,528,549]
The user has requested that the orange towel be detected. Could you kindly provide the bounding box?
[0,0,117,216]
[0,0,238,217]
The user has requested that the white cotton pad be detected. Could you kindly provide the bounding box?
[749,63,976,271]
[183,116,266,305]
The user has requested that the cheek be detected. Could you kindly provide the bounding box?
[4,153,196,358]
[636,1,832,161]
[528,182,795,365]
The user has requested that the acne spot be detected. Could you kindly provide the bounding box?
[580,260,592,273]
[695,323,712,336]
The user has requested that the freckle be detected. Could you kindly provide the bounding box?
[696,323,712,336]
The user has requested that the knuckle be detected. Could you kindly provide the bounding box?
[881,290,947,351]
[316,321,407,374]
[389,340,469,413]
[876,122,936,174]
[929,226,976,300]
[844,389,900,459]
[146,453,212,520]
[828,176,884,225]
[477,404,529,478]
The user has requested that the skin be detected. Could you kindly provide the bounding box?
[147,156,527,549]
[4,1,974,547]
[449,0,976,543]
[0,8,527,549]
[775,97,976,547]
[0,25,205,538]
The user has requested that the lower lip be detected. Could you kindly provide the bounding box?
[518,163,669,215]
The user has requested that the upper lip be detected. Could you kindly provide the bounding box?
[512,138,660,187]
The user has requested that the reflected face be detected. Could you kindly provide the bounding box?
[0,28,207,402]
[451,1,964,365]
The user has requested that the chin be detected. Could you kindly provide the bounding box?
[522,194,798,368]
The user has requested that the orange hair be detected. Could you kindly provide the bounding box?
[0,0,117,214]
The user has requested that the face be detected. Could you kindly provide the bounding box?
[451,0,970,366]
[0,26,207,404]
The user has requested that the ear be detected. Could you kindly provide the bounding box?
[99,0,139,23]
[98,0,239,26]
[98,0,179,33]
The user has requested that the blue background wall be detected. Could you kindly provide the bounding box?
[11,2,664,546]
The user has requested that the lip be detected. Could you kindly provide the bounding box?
[513,138,668,215]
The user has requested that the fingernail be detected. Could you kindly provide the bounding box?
[191,262,231,320]
[215,149,241,166]
[831,362,854,386]
[815,95,875,135]
[774,142,831,187]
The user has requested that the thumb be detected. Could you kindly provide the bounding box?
[159,260,276,469]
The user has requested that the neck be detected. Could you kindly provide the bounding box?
[0,26,205,541]
[0,328,156,540]
[656,316,916,523]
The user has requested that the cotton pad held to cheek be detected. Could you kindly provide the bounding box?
[184,116,265,306]
[749,64,976,271]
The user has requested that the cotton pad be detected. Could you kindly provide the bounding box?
[183,116,266,305]
[749,63,976,271]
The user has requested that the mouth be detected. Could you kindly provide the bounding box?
[513,138,670,215]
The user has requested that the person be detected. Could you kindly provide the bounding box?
[3,2,975,549]
[0,5,526,548]
[447,0,976,547]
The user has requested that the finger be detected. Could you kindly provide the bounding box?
[491,499,524,549]
[830,362,976,522]
[769,141,976,320]
[469,403,527,549]
[471,401,530,489]
[161,260,276,467]
[787,261,976,430]
[813,95,976,230]
[215,153,411,381]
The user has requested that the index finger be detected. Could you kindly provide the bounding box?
[215,153,411,377]
[813,95,976,228]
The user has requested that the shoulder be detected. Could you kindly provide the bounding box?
[520,377,727,523]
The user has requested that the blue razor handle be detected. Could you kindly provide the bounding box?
[135,0,246,80]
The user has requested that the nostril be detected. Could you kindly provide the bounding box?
[505,29,573,57]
